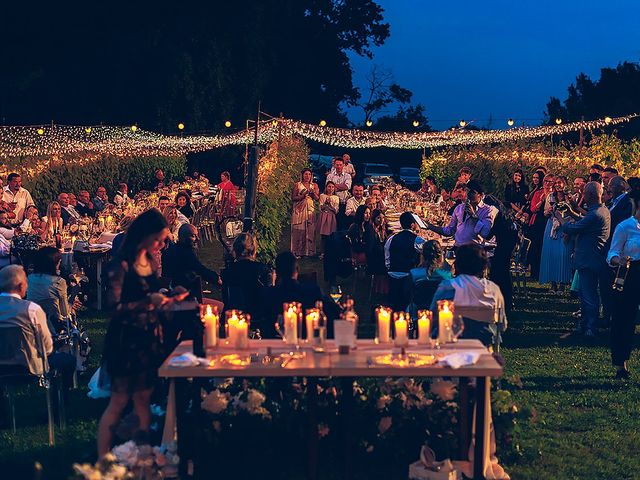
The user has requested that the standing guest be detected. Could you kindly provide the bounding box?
[216,171,237,219]
[367,185,384,211]
[97,209,183,457]
[93,186,110,212]
[154,169,165,190]
[331,154,356,179]
[325,158,352,230]
[590,164,604,175]
[417,176,442,202]
[2,173,35,225]
[559,182,611,337]
[58,193,80,225]
[19,206,44,236]
[602,167,618,187]
[345,184,366,219]
[378,185,389,212]
[347,205,370,265]
[504,169,529,215]
[427,180,497,247]
[365,209,389,294]
[457,166,472,184]
[175,191,194,219]
[607,185,640,379]
[446,182,467,216]
[384,212,425,311]
[569,176,587,214]
[539,176,573,294]
[291,168,319,258]
[318,181,339,254]
[221,233,272,323]
[162,224,222,307]
[157,196,171,211]
[526,171,549,280]
[76,190,96,217]
[113,183,131,206]
[41,202,64,243]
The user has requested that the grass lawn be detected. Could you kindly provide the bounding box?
[1,239,639,479]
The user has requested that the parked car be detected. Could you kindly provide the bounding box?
[360,163,394,188]
[397,167,421,190]
[309,154,334,184]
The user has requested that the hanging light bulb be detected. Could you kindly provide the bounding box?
[365,119,373,127]
[85,127,92,134]
[272,120,278,126]
[459,120,466,128]
[555,118,562,125]
[412,120,420,128]
[507,119,514,127]
[131,125,138,132]
[604,116,612,125]
[224,120,232,128]
[319,120,327,127]
[37,128,44,135]
[178,123,185,130]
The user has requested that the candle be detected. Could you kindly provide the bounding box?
[305,309,319,341]
[99,217,105,228]
[394,312,408,347]
[284,306,298,345]
[417,310,432,345]
[234,319,249,350]
[203,305,218,351]
[438,301,454,344]
[375,306,391,343]
[106,215,113,225]
[226,311,240,346]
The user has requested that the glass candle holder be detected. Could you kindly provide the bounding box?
[437,300,454,345]
[305,308,320,342]
[225,309,249,350]
[393,311,409,347]
[375,306,392,344]
[306,308,326,350]
[282,302,302,345]
[417,310,432,345]
[201,304,219,353]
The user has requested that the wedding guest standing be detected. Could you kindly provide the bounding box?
[291,168,319,257]
[318,181,339,254]
[526,171,549,280]
[504,169,529,217]
[365,209,390,294]
[2,173,35,225]
[216,171,237,219]
[607,184,640,379]
[97,209,183,457]
[326,158,352,230]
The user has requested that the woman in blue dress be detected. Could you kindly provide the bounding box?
[539,175,573,293]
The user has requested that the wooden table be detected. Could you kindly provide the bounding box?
[159,339,503,479]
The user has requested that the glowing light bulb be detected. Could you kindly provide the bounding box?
[555,118,562,125]
[507,119,514,127]
[412,120,420,127]
[604,116,612,125]
[459,120,466,128]
[319,120,327,127]
[178,123,185,130]
[131,125,138,132]
[224,120,232,128]
[85,127,92,134]
[37,128,44,135]
[365,119,373,127]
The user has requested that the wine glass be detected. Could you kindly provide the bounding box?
[451,315,465,343]
[329,285,343,304]
[445,249,456,268]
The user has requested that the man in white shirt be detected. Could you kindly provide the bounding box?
[2,173,35,225]
[326,158,352,230]
[345,184,366,217]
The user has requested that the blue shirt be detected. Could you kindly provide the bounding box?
[439,201,497,246]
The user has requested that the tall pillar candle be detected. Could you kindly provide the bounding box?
[376,306,392,344]
[394,312,409,347]
[417,310,432,345]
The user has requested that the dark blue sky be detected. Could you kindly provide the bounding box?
[348,0,640,130]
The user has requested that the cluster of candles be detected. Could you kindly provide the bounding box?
[375,300,455,347]
[282,302,325,346]
[201,305,250,353]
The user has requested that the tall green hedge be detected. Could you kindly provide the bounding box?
[11,155,187,210]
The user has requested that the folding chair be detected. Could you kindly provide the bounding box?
[510,237,531,298]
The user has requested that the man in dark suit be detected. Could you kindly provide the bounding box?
[560,182,611,337]
[261,251,323,338]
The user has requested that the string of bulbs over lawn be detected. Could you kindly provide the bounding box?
[0,114,636,159]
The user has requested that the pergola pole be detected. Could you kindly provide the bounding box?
[243,102,260,232]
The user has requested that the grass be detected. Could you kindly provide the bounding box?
[1,239,639,479]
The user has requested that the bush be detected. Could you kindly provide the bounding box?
[7,155,187,210]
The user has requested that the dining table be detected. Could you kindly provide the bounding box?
[159,338,503,480]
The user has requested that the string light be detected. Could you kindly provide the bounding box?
[85,127,92,134]
[604,116,612,125]
[459,120,466,128]
[555,118,562,125]
[507,119,514,127]
[0,114,636,159]
[224,121,232,128]
[131,125,138,132]
[366,120,373,127]
[319,120,327,127]
[412,120,420,128]
[178,123,185,130]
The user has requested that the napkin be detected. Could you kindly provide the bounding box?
[168,353,206,367]
[89,243,112,249]
[439,351,481,369]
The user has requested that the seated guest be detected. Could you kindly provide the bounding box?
[408,240,452,315]
[431,244,506,347]
[427,180,497,247]
[58,192,80,225]
[384,212,425,311]
[175,191,194,219]
[457,166,472,184]
[26,247,72,330]
[157,195,171,211]
[154,169,165,190]
[261,251,323,338]
[93,186,109,212]
[19,206,44,236]
[0,210,16,240]
[113,183,131,206]
[221,233,272,323]
[76,190,96,217]
[41,201,64,243]
[446,182,467,215]
[162,224,222,306]
[162,205,186,243]
[345,183,366,219]
[0,211,13,268]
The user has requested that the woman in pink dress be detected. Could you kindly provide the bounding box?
[291,169,319,257]
[318,181,339,254]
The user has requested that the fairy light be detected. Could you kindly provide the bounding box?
[555,118,562,125]
[319,120,327,127]
[224,121,232,128]
[507,119,514,127]
[131,125,138,132]
[366,120,373,127]
[85,127,92,134]
[178,123,185,130]
[0,115,636,160]
[459,120,466,128]
[412,120,420,127]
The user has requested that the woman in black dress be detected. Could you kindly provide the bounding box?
[364,209,389,294]
[504,169,529,218]
[97,209,185,456]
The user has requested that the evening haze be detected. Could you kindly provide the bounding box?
[349,0,640,129]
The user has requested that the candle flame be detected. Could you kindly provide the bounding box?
[206,305,213,316]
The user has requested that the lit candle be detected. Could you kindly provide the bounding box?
[99,217,105,228]
[438,301,454,344]
[418,310,432,345]
[203,305,218,351]
[394,312,408,347]
[226,311,239,346]
[376,306,391,343]
[71,236,76,248]
[284,306,298,345]
[306,309,319,341]
[235,319,249,350]
[106,215,113,225]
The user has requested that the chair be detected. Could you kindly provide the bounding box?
[0,323,59,445]
[510,237,531,298]
[454,304,504,354]
[410,278,441,311]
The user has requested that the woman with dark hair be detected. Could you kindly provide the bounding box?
[607,184,640,379]
[26,246,72,328]
[504,169,529,215]
[430,244,506,347]
[364,209,389,293]
[526,170,548,280]
[175,191,194,219]
[347,204,370,265]
[97,209,182,457]
[291,168,319,257]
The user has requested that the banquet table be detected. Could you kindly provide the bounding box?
[159,339,503,480]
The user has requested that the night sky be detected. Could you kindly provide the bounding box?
[349,0,640,129]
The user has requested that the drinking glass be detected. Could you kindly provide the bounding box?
[445,249,456,267]
[329,285,343,304]
[451,315,465,343]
